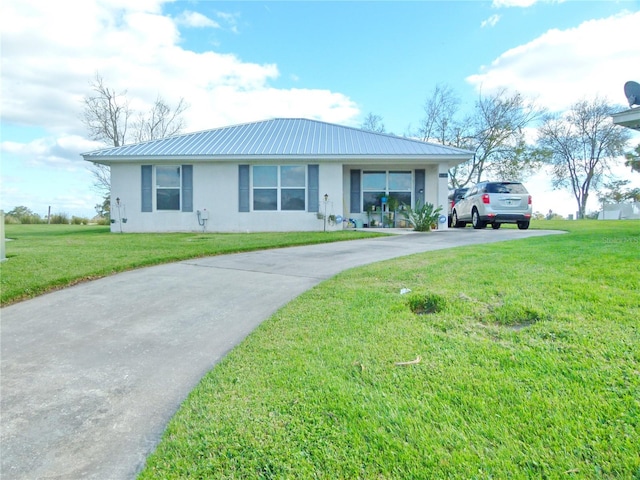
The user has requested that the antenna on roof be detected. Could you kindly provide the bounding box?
[624,81,640,107]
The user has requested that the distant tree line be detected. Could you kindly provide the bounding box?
[2,206,97,225]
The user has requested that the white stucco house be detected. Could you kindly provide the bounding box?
[82,118,474,233]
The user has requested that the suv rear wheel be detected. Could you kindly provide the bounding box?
[472,209,486,229]
[517,221,530,230]
[491,223,501,230]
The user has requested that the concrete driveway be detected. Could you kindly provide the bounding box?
[1,228,563,479]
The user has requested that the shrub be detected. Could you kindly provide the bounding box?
[407,292,447,315]
[4,215,21,224]
[71,216,89,225]
[49,213,69,224]
[402,201,442,232]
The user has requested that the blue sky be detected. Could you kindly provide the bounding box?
[1,0,639,219]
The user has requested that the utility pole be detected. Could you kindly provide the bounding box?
[1,210,6,262]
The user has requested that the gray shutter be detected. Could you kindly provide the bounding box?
[307,164,319,212]
[238,165,250,212]
[141,165,152,212]
[415,169,425,206]
[350,169,361,213]
[181,165,193,212]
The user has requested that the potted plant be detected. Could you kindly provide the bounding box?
[366,205,376,227]
[386,196,400,227]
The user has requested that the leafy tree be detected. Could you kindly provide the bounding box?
[418,86,543,188]
[625,143,640,173]
[598,180,640,204]
[6,206,42,224]
[82,73,189,199]
[538,97,632,219]
[361,113,386,133]
[95,196,111,219]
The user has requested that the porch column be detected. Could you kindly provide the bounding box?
[437,165,449,230]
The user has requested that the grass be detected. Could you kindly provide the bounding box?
[137,220,640,479]
[0,225,383,306]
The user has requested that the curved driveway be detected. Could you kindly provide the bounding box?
[1,228,562,479]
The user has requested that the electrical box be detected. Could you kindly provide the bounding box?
[200,209,209,220]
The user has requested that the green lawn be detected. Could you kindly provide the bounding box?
[0,225,382,306]
[137,220,640,479]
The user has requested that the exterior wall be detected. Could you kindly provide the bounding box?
[109,162,344,233]
[109,160,452,233]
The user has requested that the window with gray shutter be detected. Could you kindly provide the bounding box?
[141,165,152,212]
[307,164,319,212]
[415,169,425,206]
[181,165,193,212]
[350,170,361,213]
[238,165,250,212]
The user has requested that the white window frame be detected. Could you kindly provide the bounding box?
[155,165,182,211]
[252,165,306,211]
[362,170,412,212]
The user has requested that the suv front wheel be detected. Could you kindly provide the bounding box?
[472,209,486,229]
[452,211,466,228]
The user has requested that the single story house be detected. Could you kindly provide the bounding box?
[82,118,474,233]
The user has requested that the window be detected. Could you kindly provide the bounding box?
[362,171,412,211]
[142,165,192,212]
[252,165,306,211]
[156,166,181,210]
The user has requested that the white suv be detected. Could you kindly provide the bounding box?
[451,182,532,230]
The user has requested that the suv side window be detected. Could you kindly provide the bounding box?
[468,187,477,197]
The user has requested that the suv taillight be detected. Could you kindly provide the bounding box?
[528,195,532,205]
[482,193,490,204]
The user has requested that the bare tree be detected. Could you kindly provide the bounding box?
[418,84,460,145]
[82,73,131,147]
[360,112,386,133]
[418,86,543,188]
[81,73,189,198]
[132,95,188,143]
[538,97,631,218]
[465,89,543,185]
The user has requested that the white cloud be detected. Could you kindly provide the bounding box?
[0,0,361,217]
[216,11,240,34]
[176,10,220,28]
[0,0,360,138]
[1,135,102,169]
[492,0,563,7]
[481,14,501,28]
[467,11,640,112]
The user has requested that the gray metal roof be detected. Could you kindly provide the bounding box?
[82,118,473,160]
